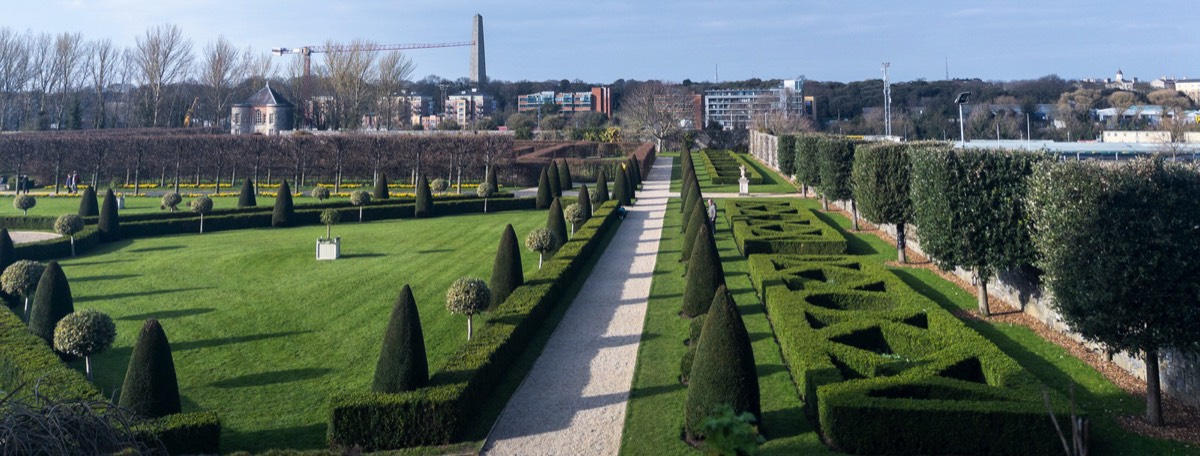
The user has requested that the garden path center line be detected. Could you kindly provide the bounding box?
[482,157,672,456]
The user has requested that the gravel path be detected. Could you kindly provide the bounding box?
[482,158,672,456]
[9,231,61,245]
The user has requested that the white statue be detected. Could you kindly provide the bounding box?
[739,165,746,178]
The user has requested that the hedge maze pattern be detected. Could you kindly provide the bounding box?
[701,150,764,185]
[724,200,846,256]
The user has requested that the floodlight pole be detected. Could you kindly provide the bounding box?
[955,92,971,147]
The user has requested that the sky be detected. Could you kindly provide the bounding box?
[6,0,1200,85]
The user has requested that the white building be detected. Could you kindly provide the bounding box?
[704,79,808,130]
[231,85,294,135]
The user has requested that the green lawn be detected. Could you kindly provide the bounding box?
[667,151,798,194]
[59,209,549,452]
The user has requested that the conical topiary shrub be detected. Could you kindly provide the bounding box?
[414,174,433,218]
[614,165,630,207]
[373,285,428,393]
[682,180,703,234]
[681,199,709,262]
[78,186,99,217]
[536,167,552,209]
[558,160,573,190]
[0,228,14,272]
[98,189,120,242]
[485,166,498,194]
[28,261,74,346]
[119,319,182,418]
[373,173,390,200]
[681,223,725,318]
[272,179,294,227]
[548,161,563,198]
[489,224,524,308]
[681,151,695,187]
[628,157,642,188]
[594,169,609,204]
[577,185,592,225]
[684,285,760,439]
[547,198,568,255]
[237,179,257,207]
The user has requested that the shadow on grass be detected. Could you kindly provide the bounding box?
[127,245,186,253]
[211,368,334,388]
[173,330,314,351]
[340,252,386,259]
[811,211,878,256]
[61,258,133,267]
[224,422,327,453]
[75,286,216,303]
[118,307,215,321]
[71,273,141,283]
[416,249,455,254]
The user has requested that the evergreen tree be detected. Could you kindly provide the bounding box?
[0,228,14,272]
[237,179,257,207]
[272,180,295,227]
[119,319,182,418]
[373,173,390,200]
[681,199,709,262]
[594,169,610,204]
[372,285,429,393]
[547,198,568,254]
[851,142,914,262]
[485,166,498,194]
[682,224,725,317]
[681,151,695,188]
[548,161,563,198]
[536,167,552,209]
[557,160,573,190]
[614,165,631,207]
[682,179,702,234]
[684,285,760,439]
[577,185,592,225]
[489,224,524,307]
[628,157,642,188]
[414,174,434,218]
[28,262,74,346]
[681,172,698,216]
[78,186,99,217]
[98,189,120,242]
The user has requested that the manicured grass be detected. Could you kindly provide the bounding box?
[667,151,798,194]
[620,196,833,455]
[60,209,549,452]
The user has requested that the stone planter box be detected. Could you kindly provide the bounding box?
[316,237,341,260]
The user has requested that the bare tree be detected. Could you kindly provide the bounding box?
[201,36,244,129]
[375,51,416,130]
[242,49,276,89]
[29,32,56,129]
[52,32,84,128]
[0,28,33,130]
[133,24,194,127]
[619,81,693,151]
[1107,91,1138,129]
[85,39,116,128]
[323,39,378,130]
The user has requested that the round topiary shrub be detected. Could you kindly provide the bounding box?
[320,208,340,239]
[446,277,490,341]
[238,179,257,207]
[54,309,115,381]
[431,178,449,193]
[29,261,75,347]
[98,189,120,242]
[190,196,213,233]
[476,182,495,213]
[160,193,182,211]
[373,284,428,393]
[525,227,558,269]
[564,203,584,235]
[373,173,390,200]
[489,224,523,307]
[350,190,371,222]
[2,259,46,317]
[272,180,294,227]
[14,194,36,215]
[685,285,760,440]
[54,214,85,257]
[311,186,331,201]
[119,318,181,419]
[78,186,99,217]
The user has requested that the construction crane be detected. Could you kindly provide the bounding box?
[183,97,199,127]
[272,41,474,128]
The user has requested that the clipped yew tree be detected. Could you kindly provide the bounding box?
[54,214,85,256]
[78,186,99,217]
[119,319,181,418]
[525,227,558,269]
[373,284,428,393]
[238,179,257,207]
[272,180,295,227]
[1028,157,1200,427]
[0,228,15,272]
[350,190,371,222]
[536,166,553,209]
[682,224,725,317]
[54,309,115,381]
[548,160,563,198]
[485,166,498,194]
[593,168,610,204]
[446,277,490,341]
[910,147,1042,317]
[547,198,568,251]
[794,134,823,197]
[1,260,45,317]
[98,190,121,241]
[564,203,584,236]
[14,194,36,215]
[190,196,213,234]
[311,186,331,201]
[414,174,434,218]
[160,192,182,211]
[851,141,917,262]
[557,159,573,190]
[373,172,390,200]
[613,164,631,207]
[777,135,797,176]
[28,261,74,346]
[681,198,709,262]
[816,136,856,221]
[577,185,592,225]
[684,285,760,440]
[681,179,703,234]
[476,181,495,213]
[489,224,524,307]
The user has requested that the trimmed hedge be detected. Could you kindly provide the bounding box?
[132,411,222,455]
[328,201,621,450]
[701,150,764,185]
[724,200,846,256]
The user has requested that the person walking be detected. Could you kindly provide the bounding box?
[706,199,717,232]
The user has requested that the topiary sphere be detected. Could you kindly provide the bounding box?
[1,260,46,298]
[189,196,213,214]
[160,193,182,211]
[320,208,341,226]
[564,203,584,226]
[54,214,84,236]
[350,190,371,206]
[431,178,449,193]
[524,227,557,253]
[445,277,490,316]
[476,182,494,198]
[311,186,331,200]
[14,194,36,212]
[53,309,116,358]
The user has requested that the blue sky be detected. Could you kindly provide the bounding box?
[9,0,1200,84]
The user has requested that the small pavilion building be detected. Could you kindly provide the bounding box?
[231,84,294,135]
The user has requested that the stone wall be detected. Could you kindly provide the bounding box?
[749,130,779,170]
[748,131,1200,407]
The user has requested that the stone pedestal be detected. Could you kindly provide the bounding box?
[739,177,750,196]
[316,237,341,260]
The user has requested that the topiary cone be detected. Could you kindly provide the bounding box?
[489,225,524,308]
[548,161,563,198]
[614,165,630,207]
[577,185,592,225]
[536,167,552,209]
[28,261,74,346]
[78,186,99,217]
[237,179,257,207]
[119,319,182,419]
[594,168,610,203]
[98,189,121,242]
[681,223,725,318]
[684,285,760,439]
[682,179,702,234]
[557,160,573,190]
[485,166,498,194]
[414,174,434,218]
[681,199,709,263]
[373,285,429,393]
[373,172,390,200]
[0,228,14,272]
[547,198,568,254]
[272,180,294,227]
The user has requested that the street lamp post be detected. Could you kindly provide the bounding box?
[954,92,971,147]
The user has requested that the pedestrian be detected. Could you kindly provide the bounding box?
[706,198,717,232]
[71,171,79,193]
